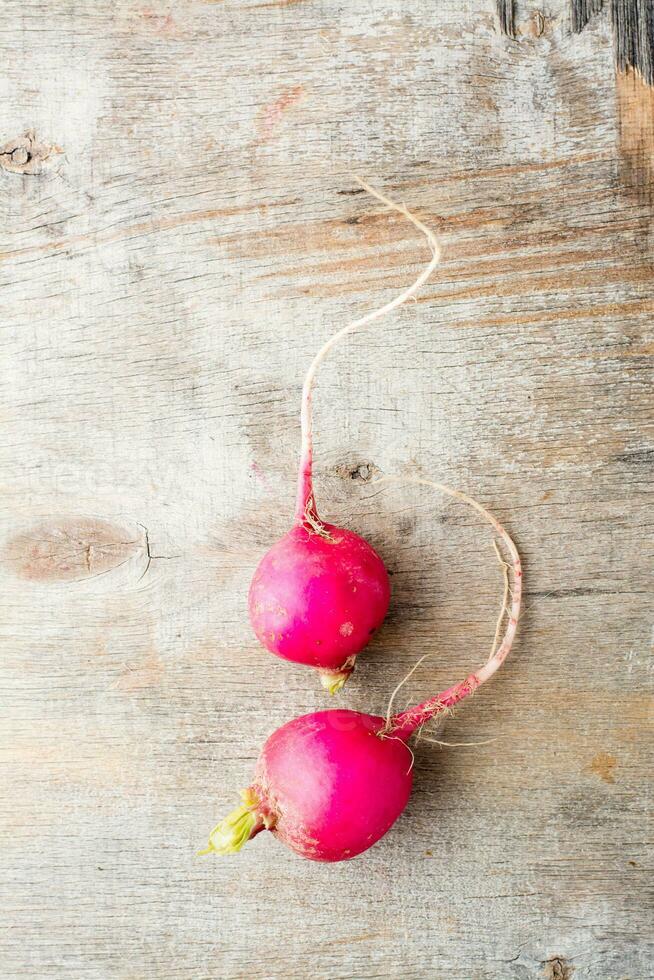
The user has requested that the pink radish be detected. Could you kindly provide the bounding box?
[203,477,522,862]
[248,180,441,692]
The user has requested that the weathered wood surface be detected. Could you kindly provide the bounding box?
[1,2,652,978]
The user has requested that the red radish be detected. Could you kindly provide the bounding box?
[202,477,522,862]
[248,180,442,692]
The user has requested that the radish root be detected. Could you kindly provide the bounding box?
[373,475,522,740]
[295,179,441,523]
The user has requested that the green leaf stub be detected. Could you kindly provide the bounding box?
[198,791,263,857]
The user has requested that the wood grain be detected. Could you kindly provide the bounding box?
[1,2,652,978]
[617,66,654,200]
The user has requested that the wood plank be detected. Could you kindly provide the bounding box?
[1,2,652,978]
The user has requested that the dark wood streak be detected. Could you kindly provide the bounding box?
[571,0,654,86]
[568,2,654,196]
[613,0,654,84]
[496,0,517,38]
[570,0,604,33]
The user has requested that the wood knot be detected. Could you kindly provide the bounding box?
[350,463,373,481]
[0,130,60,175]
[543,956,574,980]
[3,517,149,584]
[334,461,378,483]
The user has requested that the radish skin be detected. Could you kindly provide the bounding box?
[248,181,441,691]
[204,477,522,862]
[249,521,390,683]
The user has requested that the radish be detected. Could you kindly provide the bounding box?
[248,180,441,692]
[202,477,522,862]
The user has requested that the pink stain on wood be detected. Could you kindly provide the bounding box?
[140,9,178,36]
[250,460,273,493]
[258,85,305,142]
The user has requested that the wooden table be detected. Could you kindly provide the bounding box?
[1,2,652,977]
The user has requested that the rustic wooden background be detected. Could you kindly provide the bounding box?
[1,1,652,978]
